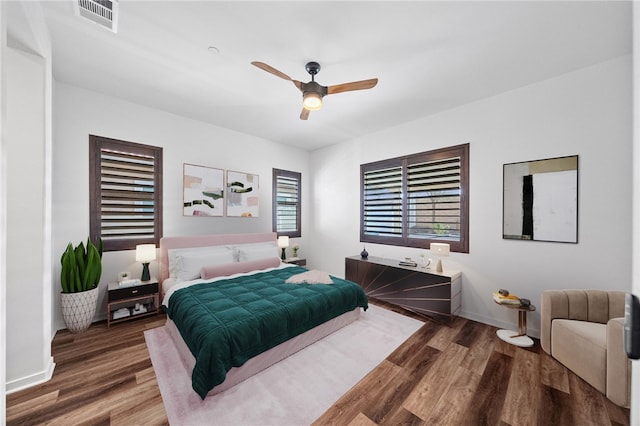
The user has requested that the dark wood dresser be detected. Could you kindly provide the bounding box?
[345,255,461,323]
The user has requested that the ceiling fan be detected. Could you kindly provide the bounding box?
[251,61,378,120]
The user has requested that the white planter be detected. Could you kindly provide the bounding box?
[60,286,99,333]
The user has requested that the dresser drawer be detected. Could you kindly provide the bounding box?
[108,282,158,302]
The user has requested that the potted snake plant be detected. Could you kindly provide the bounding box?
[60,238,103,333]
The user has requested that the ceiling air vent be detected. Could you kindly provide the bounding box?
[74,0,119,33]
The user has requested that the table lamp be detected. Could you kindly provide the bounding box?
[135,244,156,281]
[430,242,450,273]
[277,236,289,261]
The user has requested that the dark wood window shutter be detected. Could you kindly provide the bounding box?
[360,144,469,253]
[272,168,301,238]
[90,135,163,251]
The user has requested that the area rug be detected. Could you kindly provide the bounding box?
[144,304,423,426]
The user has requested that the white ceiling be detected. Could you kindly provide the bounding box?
[17,1,634,150]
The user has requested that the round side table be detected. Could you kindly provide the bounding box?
[495,301,536,347]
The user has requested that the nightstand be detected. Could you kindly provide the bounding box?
[285,257,307,267]
[107,279,160,327]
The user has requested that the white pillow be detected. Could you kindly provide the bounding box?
[168,246,233,279]
[172,247,235,282]
[234,242,279,263]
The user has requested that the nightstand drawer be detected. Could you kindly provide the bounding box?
[108,282,158,302]
[285,258,307,267]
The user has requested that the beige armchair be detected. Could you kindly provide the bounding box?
[541,289,631,408]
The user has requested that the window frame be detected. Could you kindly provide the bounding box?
[272,168,302,238]
[360,143,469,253]
[89,134,163,252]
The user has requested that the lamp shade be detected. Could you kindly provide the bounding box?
[430,243,450,257]
[277,236,290,248]
[302,92,323,111]
[430,242,450,273]
[135,244,156,262]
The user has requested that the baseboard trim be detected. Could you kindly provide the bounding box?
[6,356,55,394]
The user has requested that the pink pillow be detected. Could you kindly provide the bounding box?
[200,257,281,280]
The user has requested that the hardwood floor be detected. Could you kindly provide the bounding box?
[6,315,169,426]
[6,302,631,425]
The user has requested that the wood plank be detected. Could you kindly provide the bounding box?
[454,318,486,348]
[568,372,612,426]
[426,315,466,351]
[5,390,59,421]
[538,384,575,425]
[604,395,631,426]
[313,359,403,426]
[501,347,540,426]
[360,346,440,423]
[460,323,496,375]
[427,366,481,424]
[380,407,424,426]
[402,342,468,419]
[493,333,518,357]
[458,350,513,425]
[387,322,440,369]
[539,350,570,393]
[346,412,377,426]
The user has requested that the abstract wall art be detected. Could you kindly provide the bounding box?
[503,155,578,243]
[183,164,225,217]
[226,170,259,217]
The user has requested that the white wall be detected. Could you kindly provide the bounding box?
[630,2,639,423]
[5,46,48,389]
[310,55,633,338]
[0,2,7,420]
[3,2,54,394]
[52,82,310,330]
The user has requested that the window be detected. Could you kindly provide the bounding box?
[89,135,163,251]
[361,143,469,253]
[272,168,301,238]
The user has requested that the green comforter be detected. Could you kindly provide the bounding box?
[163,266,368,399]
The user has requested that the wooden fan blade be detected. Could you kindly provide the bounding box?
[251,61,301,89]
[327,78,378,95]
[300,108,310,120]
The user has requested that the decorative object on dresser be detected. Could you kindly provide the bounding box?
[398,258,417,267]
[430,242,450,272]
[291,243,299,257]
[59,238,103,333]
[107,279,159,327]
[136,243,156,281]
[360,247,368,259]
[418,252,431,268]
[277,236,289,260]
[345,255,461,323]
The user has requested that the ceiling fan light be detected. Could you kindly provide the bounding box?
[303,92,323,111]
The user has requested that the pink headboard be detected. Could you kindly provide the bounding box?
[159,232,277,283]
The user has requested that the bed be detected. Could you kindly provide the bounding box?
[159,232,368,399]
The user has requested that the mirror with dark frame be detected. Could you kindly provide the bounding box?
[503,155,578,243]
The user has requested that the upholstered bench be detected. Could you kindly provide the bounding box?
[540,289,631,407]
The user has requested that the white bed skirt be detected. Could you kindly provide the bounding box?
[165,308,362,396]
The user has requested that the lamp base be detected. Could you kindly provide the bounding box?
[436,258,443,273]
[281,248,286,261]
[141,262,151,281]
